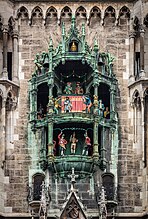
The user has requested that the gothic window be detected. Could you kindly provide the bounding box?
[89,6,101,27]
[6,92,13,111]
[31,6,43,25]
[37,83,49,119]
[135,52,140,79]
[7,52,12,81]
[32,174,45,200]
[104,6,116,26]
[98,83,110,118]
[61,6,72,20]
[118,6,130,25]
[132,90,141,143]
[45,7,57,25]
[144,89,148,167]
[102,173,115,201]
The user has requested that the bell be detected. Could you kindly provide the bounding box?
[98,55,104,66]
[70,41,77,52]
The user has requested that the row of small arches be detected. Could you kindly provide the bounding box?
[16,5,131,25]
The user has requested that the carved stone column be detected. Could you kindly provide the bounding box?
[48,122,53,157]
[12,30,19,84]
[1,98,6,166]
[139,26,145,77]
[110,87,116,119]
[2,25,9,79]
[93,120,99,159]
[129,31,136,83]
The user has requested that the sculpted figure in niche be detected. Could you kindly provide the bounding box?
[34,53,44,75]
[64,82,73,94]
[82,95,92,113]
[70,132,78,154]
[64,97,72,113]
[82,131,91,156]
[75,82,83,94]
[53,96,61,114]
[58,132,67,156]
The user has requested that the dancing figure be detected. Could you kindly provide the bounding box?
[53,96,61,114]
[64,82,73,94]
[64,97,72,113]
[75,82,83,94]
[70,132,78,154]
[58,132,67,156]
[82,95,92,113]
[82,131,91,156]
[98,100,105,117]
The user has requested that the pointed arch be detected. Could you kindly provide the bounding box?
[104,6,116,25]
[89,6,101,27]
[119,6,130,19]
[132,89,141,108]
[31,6,43,18]
[90,6,101,19]
[31,6,43,25]
[61,6,72,19]
[45,6,57,25]
[75,6,87,19]
[17,6,29,19]
[46,6,57,19]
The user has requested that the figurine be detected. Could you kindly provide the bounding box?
[58,132,67,156]
[64,97,72,113]
[75,82,83,94]
[37,104,44,119]
[64,82,73,94]
[98,100,105,117]
[53,96,61,114]
[82,95,92,113]
[34,54,44,75]
[70,132,78,154]
[82,131,91,156]
[104,107,110,119]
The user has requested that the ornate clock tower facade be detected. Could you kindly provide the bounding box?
[0,0,148,219]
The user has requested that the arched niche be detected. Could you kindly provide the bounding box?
[53,123,93,156]
[61,6,72,23]
[89,6,101,28]
[54,60,92,95]
[31,6,43,25]
[102,172,115,200]
[98,83,110,117]
[37,83,49,118]
[104,6,116,26]
[45,7,57,25]
[32,173,45,200]
[118,6,130,26]
[17,6,29,25]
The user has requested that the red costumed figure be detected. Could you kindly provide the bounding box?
[82,131,91,156]
[58,132,67,156]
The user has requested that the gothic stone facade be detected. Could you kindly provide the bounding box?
[0,0,148,219]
